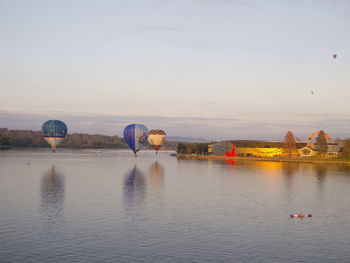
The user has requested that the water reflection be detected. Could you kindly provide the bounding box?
[225,160,236,169]
[147,162,164,199]
[123,166,146,207]
[148,161,164,188]
[315,164,328,185]
[239,160,283,176]
[282,163,298,178]
[40,165,65,227]
[280,163,298,197]
[338,165,350,174]
[282,163,298,185]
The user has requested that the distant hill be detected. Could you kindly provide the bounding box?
[167,136,211,143]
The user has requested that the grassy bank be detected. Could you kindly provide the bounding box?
[176,154,350,165]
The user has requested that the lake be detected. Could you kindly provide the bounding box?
[1,149,350,262]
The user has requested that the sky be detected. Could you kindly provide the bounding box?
[0,0,350,140]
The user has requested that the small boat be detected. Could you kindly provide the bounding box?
[289,214,312,218]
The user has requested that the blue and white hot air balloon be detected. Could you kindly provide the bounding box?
[123,124,149,157]
[41,120,68,152]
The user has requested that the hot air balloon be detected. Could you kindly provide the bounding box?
[333,54,337,59]
[148,130,166,154]
[123,124,149,157]
[41,120,68,153]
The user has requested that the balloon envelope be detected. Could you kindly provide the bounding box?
[41,120,68,152]
[148,130,166,153]
[123,124,149,156]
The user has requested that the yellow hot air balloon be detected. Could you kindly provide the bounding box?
[148,130,166,154]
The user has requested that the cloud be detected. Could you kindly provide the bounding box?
[198,0,256,6]
[141,25,180,32]
[0,111,349,141]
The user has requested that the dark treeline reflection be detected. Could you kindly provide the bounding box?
[337,165,350,174]
[315,164,327,184]
[280,162,350,187]
[281,163,300,196]
[40,165,65,226]
[282,163,299,188]
[283,163,298,178]
[123,166,146,207]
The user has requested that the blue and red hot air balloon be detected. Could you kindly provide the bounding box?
[123,124,149,157]
[41,120,68,152]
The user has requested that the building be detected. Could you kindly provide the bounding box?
[299,139,344,157]
[211,137,345,158]
[212,140,305,157]
[233,140,304,157]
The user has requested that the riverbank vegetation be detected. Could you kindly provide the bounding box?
[315,130,329,157]
[283,131,296,156]
[177,142,212,155]
[0,128,127,149]
[0,128,178,150]
[341,139,350,158]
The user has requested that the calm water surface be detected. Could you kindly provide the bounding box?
[1,149,350,262]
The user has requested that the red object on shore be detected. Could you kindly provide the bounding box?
[225,144,238,157]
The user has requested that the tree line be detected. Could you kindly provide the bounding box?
[0,128,127,149]
[177,142,211,154]
[0,128,178,150]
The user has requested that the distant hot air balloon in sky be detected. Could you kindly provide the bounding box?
[41,120,68,152]
[148,130,166,154]
[333,54,337,59]
[123,124,149,157]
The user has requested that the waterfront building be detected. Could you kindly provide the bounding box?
[211,141,232,155]
[298,139,344,157]
[233,141,304,157]
[212,140,305,157]
[212,138,345,157]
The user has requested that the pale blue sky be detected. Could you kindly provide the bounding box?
[1,0,349,140]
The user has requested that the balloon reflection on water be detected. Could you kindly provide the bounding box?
[40,165,65,226]
[147,162,165,200]
[148,161,164,188]
[123,166,147,206]
[123,162,165,207]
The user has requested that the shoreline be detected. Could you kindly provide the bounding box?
[176,154,350,165]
